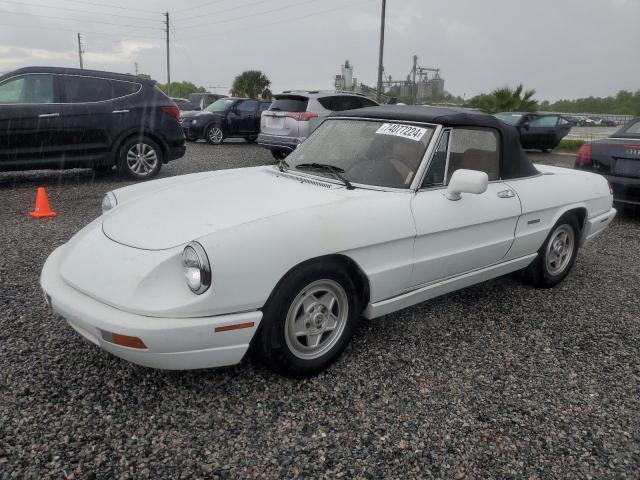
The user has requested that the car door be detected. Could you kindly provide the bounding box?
[230,99,259,135]
[410,128,521,287]
[0,73,61,167]
[56,74,118,162]
[526,115,559,149]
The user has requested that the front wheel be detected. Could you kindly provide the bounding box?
[255,261,360,378]
[118,137,162,180]
[205,125,225,145]
[522,213,580,288]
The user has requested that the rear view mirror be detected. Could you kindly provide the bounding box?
[446,169,489,201]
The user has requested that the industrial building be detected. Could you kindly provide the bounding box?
[333,56,445,103]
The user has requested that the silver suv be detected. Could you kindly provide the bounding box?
[258,91,378,159]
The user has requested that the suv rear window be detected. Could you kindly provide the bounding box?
[270,96,308,112]
[318,95,371,112]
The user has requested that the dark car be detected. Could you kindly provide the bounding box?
[171,97,197,111]
[494,112,572,152]
[575,118,640,207]
[180,97,271,145]
[0,66,185,180]
[187,92,226,111]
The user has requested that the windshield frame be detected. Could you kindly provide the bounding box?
[277,117,441,193]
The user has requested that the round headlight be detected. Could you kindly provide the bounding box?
[101,191,117,213]
[182,242,211,294]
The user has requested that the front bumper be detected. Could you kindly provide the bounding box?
[41,246,262,370]
[257,133,303,151]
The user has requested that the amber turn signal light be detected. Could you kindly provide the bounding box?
[215,322,255,333]
[102,330,147,349]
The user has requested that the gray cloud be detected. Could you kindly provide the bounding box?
[0,0,638,101]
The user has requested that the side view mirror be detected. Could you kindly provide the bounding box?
[446,169,489,201]
[522,122,530,131]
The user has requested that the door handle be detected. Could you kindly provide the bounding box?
[497,189,515,198]
[112,110,130,114]
[38,113,59,118]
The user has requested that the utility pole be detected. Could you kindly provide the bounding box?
[77,33,84,69]
[376,0,386,103]
[165,12,171,96]
[134,62,139,76]
[412,54,418,103]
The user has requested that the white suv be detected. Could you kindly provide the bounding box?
[258,91,378,159]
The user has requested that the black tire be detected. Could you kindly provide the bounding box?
[117,136,163,180]
[254,260,360,378]
[205,125,225,145]
[522,213,580,288]
[270,149,288,160]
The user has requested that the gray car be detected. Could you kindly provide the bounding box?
[258,91,378,159]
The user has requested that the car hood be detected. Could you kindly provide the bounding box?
[102,167,349,250]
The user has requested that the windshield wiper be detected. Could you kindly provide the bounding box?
[295,163,355,190]
[278,158,290,172]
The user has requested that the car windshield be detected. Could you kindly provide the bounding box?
[205,98,234,112]
[494,113,523,126]
[285,119,434,189]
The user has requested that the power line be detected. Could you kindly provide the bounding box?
[176,0,321,30]
[0,21,163,40]
[0,8,165,31]
[172,0,228,15]
[181,0,373,40]
[0,0,163,23]
[59,0,161,14]
[175,0,278,22]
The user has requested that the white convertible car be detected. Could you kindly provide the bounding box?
[41,106,616,377]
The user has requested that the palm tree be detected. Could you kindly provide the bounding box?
[230,70,272,100]
[468,84,538,113]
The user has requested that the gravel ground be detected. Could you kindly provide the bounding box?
[1,143,639,479]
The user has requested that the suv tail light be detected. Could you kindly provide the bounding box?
[575,144,592,166]
[284,111,319,121]
[161,106,180,121]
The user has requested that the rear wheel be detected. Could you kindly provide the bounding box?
[255,261,360,378]
[118,137,162,180]
[205,125,224,145]
[270,149,289,160]
[522,213,580,288]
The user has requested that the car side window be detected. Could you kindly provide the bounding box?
[0,74,54,104]
[624,121,640,134]
[111,80,140,98]
[446,128,500,183]
[422,130,450,187]
[530,116,558,128]
[259,102,271,112]
[61,76,113,103]
[558,117,570,125]
[236,100,258,113]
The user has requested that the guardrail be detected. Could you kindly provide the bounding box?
[564,132,611,142]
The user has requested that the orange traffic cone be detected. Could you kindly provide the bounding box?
[29,187,57,218]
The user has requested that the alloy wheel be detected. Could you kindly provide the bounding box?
[126,142,158,176]
[545,224,575,276]
[284,279,349,360]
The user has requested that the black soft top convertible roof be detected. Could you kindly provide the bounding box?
[335,105,539,180]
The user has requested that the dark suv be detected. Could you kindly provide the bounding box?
[0,66,186,180]
[180,97,271,145]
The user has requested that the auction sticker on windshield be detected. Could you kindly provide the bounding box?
[376,123,427,141]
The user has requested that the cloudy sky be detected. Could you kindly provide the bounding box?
[0,0,638,101]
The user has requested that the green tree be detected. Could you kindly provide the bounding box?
[545,90,640,116]
[156,81,207,99]
[466,84,538,113]
[230,70,272,99]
